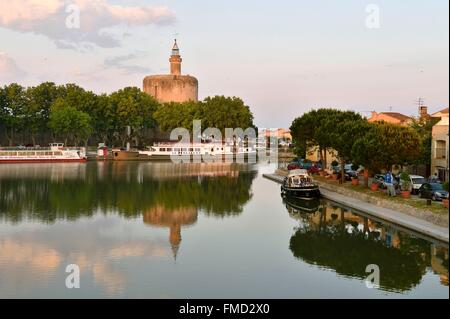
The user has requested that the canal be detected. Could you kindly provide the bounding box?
[0,162,448,298]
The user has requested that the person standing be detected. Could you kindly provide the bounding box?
[385,171,396,197]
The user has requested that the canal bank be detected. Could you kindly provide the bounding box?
[263,173,449,244]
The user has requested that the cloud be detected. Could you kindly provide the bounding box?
[0,0,176,49]
[0,52,26,83]
[104,52,152,74]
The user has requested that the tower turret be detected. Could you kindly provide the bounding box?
[170,39,182,76]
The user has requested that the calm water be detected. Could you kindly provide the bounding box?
[0,162,448,299]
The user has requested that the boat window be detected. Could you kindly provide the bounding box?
[182,148,188,152]
[45,152,52,156]
[160,148,166,152]
[166,148,172,152]
[54,151,62,156]
[0,152,6,156]
[195,148,201,152]
[189,148,194,152]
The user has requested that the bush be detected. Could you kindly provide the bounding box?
[400,172,411,191]
[443,182,449,192]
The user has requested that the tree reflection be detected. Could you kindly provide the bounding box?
[0,163,257,223]
[286,199,448,292]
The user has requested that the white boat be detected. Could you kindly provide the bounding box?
[281,169,321,200]
[0,143,87,164]
[138,142,257,160]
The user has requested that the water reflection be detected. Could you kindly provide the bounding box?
[0,162,257,297]
[285,197,449,292]
[0,162,257,223]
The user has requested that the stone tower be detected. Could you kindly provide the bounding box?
[143,40,198,103]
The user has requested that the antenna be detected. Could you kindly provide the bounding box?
[415,97,426,116]
[415,97,425,108]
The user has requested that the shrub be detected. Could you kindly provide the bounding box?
[400,172,411,191]
[443,182,449,192]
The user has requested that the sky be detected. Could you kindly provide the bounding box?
[0,0,448,128]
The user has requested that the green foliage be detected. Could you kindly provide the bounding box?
[154,95,255,136]
[0,83,28,145]
[109,87,158,145]
[409,117,439,166]
[352,122,421,176]
[202,96,255,134]
[400,172,411,191]
[290,109,365,172]
[1,83,254,147]
[443,182,449,192]
[49,103,93,146]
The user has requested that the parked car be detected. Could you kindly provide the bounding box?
[308,163,320,175]
[287,161,301,171]
[333,167,351,181]
[400,175,427,194]
[419,183,450,201]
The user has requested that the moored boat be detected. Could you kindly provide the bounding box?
[138,142,257,161]
[0,143,87,164]
[281,169,321,200]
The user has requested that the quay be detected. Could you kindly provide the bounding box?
[263,173,449,244]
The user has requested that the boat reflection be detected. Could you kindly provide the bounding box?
[284,198,449,292]
[0,162,257,223]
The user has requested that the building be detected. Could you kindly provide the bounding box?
[143,40,198,103]
[368,111,413,125]
[431,107,449,182]
[263,128,292,146]
[431,107,449,119]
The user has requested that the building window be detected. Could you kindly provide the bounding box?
[435,140,447,159]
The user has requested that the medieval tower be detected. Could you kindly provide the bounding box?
[143,40,199,103]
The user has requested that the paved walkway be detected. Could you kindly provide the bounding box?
[263,173,449,243]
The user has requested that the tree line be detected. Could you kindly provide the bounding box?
[290,109,429,183]
[0,82,255,147]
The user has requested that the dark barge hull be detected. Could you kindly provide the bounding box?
[281,185,321,200]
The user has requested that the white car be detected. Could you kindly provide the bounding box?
[400,175,427,194]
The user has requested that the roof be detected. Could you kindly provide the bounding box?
[379,112,412,122]
[288,169,309,177]
[172,39,179,51]
[431,107,449,117]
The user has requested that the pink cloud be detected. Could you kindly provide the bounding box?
[0,0,176,48]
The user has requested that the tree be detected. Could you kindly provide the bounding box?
[290,109,343,170]
[49,100,93,146]
[291,109,365,176]
[0,83,28,145]
[320,113,368,182]
[202,96,255,134]
[352,122,421,186]
[154,101,201,133]
[154,96,255,139]
[109,87,158,147]
[409,117,439,174]
[25,82,61,145]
